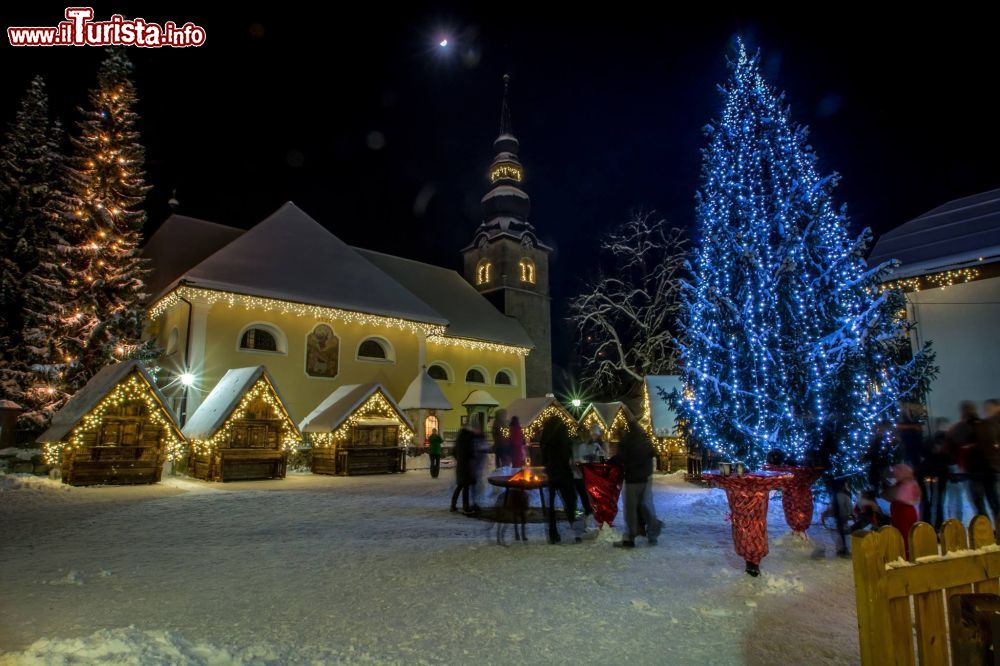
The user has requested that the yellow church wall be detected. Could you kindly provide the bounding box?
[425,342,526,437]
[148,297,531,435]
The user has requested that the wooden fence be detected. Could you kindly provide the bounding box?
[852,515,1000,665]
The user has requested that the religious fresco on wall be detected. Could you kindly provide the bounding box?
[305,323,339,378]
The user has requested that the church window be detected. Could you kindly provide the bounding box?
[519,258,535,284]
[428,364,450,381]
[476,259,492,285]
[465,368,486,384]
[495,370,514,386]
[238,324,285,353]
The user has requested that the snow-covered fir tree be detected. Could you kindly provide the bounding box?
[0,76,71,426]
[569,212,686,400]
[677,40,934,474]
[61,48,155,392]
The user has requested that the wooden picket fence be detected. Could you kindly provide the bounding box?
[852,515,1000,665]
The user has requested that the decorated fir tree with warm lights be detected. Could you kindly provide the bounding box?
[61,49,155,392]
[0,76,73,427]
[678,40,934,475]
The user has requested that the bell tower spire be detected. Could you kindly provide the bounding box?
[462,74,553,396]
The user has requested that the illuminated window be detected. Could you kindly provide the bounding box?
[465,368,486,384]
[519,258,535,284]
[476,259,492,285]
[495,370,514,385]
[428,364,450,381]
[425,414,439,437]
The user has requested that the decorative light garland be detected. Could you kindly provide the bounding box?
[882,267,981,293]
[309,390,413,448]
[426,334,530,356]
[188,377,300,456]
[149,286,446,337]
[579,409,606,434]
[522,403,578,440]
[42,373,184,465]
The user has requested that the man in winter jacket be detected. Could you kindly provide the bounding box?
[450,427,478,514]
[540,418,583,544]
[610,419,662,547]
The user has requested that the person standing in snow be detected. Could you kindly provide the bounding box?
[540,417,582,544]
[492,413,511,468]
[428,429,443,479]
[572,424,606,527]
[450,427,478,515]
[611,419,661,548]
[509,416,527,468]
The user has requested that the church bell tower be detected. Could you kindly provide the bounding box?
[462,75,553,396]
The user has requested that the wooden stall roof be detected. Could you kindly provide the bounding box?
[299,383,413,434]
[644,375,683,438]
[580,401,633,430]
[398,370,453,411]
[182,366,300,441]
[506,397,572,428]
[37,361,181,443]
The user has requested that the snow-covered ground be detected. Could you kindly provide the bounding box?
[0,470,859,665]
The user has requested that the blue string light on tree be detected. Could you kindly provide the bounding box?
[677,38,936,476]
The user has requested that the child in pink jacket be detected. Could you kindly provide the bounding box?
[885,463,921,557]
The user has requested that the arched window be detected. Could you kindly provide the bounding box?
[476,259,492,285]
[239,323,287,353]
[357,337,393,362]
[424,414,439,438]
[428,364,450,381]
[465,367,486,384]
[495,370,514,386]
[519,258,535,284]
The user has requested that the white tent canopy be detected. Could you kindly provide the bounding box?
[398,370,452,411]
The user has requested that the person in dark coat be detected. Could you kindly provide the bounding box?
[428,429,443,479]
[450,427,478,515]
[610,419,661,548]
[954,401,1000,522]
[540,417,583,544]
[919,420,950,529]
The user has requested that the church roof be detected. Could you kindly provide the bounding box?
[355,249,534,349]
[142,214,245,300]
[869,187,1000,278]
[152,202,447,326]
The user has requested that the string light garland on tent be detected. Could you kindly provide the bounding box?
[426,334,530,357]
[309,391,414,448]
[188,377,300,456]
[639,383,685,454]
[42,373,184,464]
[149,286,446,337]
[579,409,606,435]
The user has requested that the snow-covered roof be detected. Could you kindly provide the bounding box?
[156,203,447,326]
[462,390,500,408]
[37,361,181,443]
[299,383,412,434]
[505,396,570,428]
[580,402,633,429]
[398,370,453,411]
[142,214,246,303]
[181,366,299,441]
[869,187,1000,279]
[644,376,683,438]
[356,249,534,349]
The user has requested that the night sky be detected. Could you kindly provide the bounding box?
[4,6,999,384]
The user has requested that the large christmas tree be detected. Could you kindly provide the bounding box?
[0,76,71,426]
[61,48,154,392]
[678,40,934,475]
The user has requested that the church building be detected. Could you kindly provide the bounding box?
[142,78,553,442]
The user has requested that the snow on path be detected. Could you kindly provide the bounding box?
[0,472,859,665]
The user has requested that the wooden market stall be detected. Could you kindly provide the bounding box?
[578,401,633,454]
[182,366,300,481]
[505,396,577,464]
[300,383,414,476]
[642,375,688,472]
[37,360,183,486]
